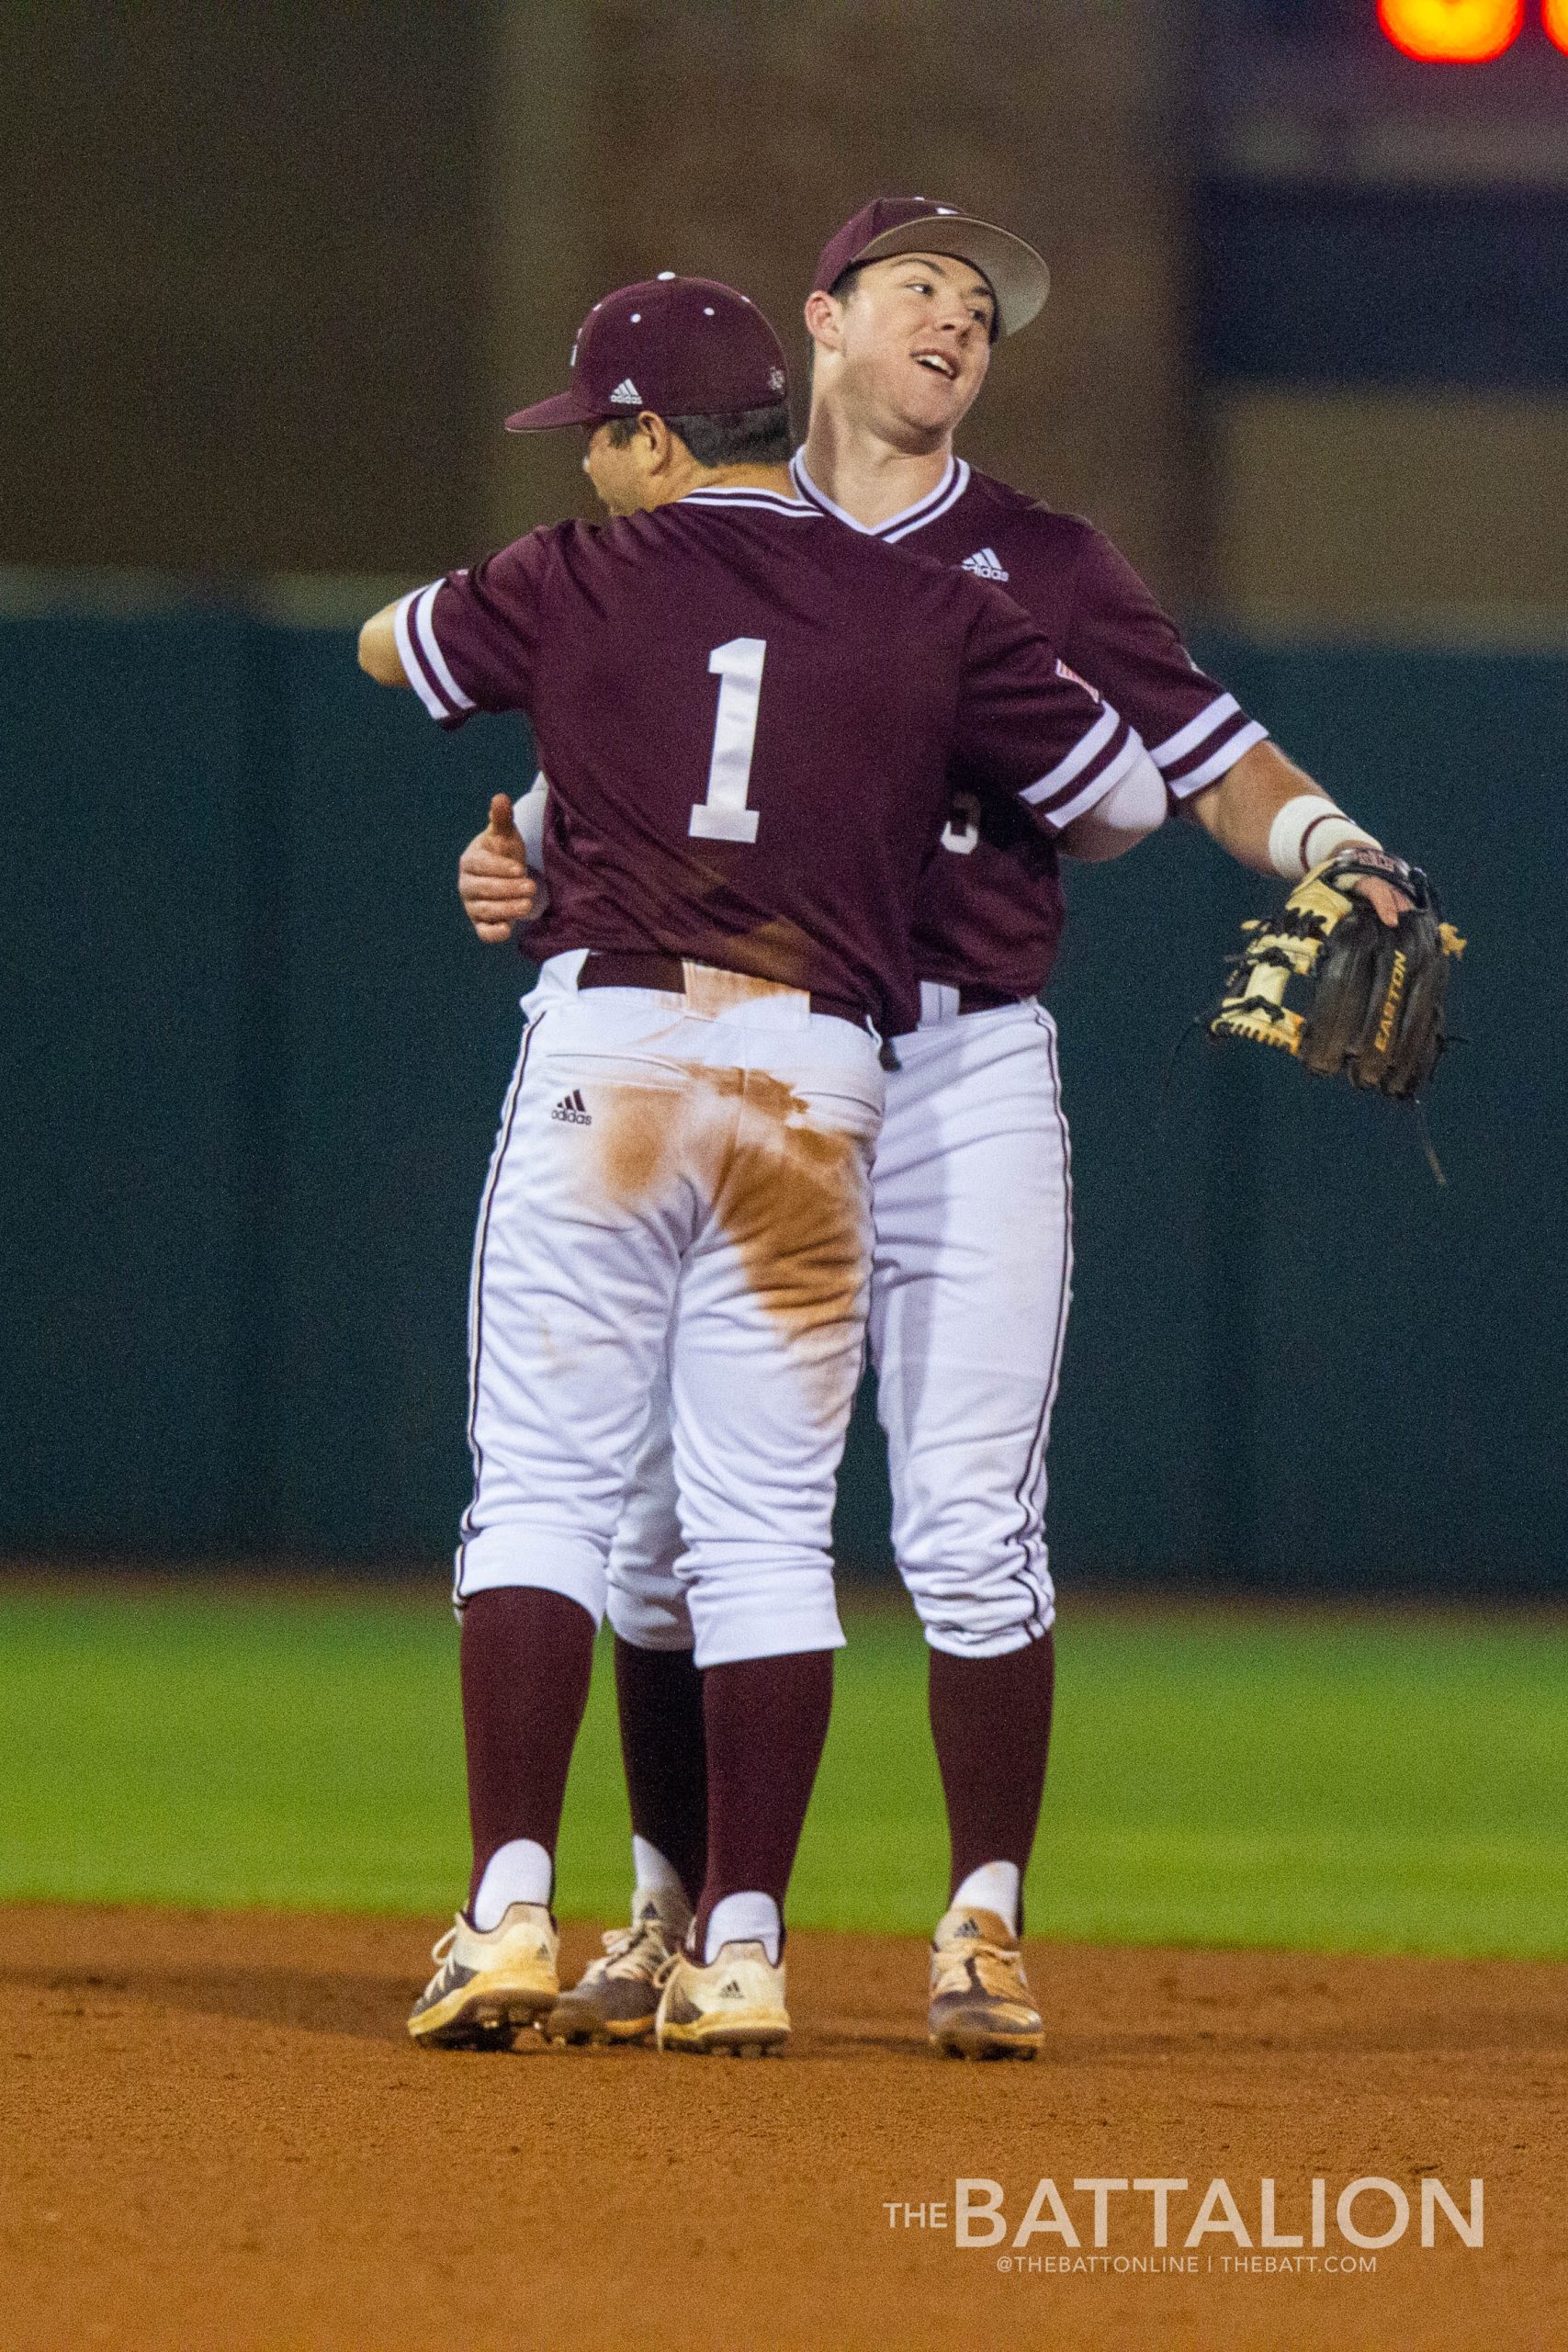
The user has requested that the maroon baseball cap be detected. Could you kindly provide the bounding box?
[505,275,791,432]
[812,197,1049,339]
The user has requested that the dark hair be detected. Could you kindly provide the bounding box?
[602,401,793,468]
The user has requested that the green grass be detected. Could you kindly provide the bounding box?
[0,1581,1562,1956]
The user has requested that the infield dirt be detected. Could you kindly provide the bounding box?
[2,1905,1562,2351]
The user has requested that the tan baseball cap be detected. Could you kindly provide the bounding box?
[812,196,1050,339]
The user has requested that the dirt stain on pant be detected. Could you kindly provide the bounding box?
[592,1063,872,1414]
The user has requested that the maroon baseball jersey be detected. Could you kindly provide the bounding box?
[396,487,1147,1035]
[790,453,1269,998]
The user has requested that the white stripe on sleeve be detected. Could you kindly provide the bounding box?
[394,588,451,722]
[1019,703,1121,807]
[1150,692,1240,770]
[1046,731,1154,831]
[1166,718,1269,796]
[412,582,475,713]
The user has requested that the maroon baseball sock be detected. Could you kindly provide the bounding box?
[692,1649,835,1960]
[928,1628,1055,1911]
[613,1634,708,1906]
[460,1586,596,1914]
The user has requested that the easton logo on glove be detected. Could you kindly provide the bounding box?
[1208,851,1465,1100]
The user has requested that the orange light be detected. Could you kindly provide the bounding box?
[1377,0,1524,61]
[1546,0,1568,55]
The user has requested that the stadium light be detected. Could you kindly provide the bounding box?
[1546,0,1568,52]
[1377,0,1524,60]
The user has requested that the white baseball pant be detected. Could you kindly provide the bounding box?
[456,956,884,1668]
[609,993,1070,1659]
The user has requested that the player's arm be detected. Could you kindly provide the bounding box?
[1181,729,1412,922]
[953,592,1165,844]
[1060,527,1406,920]
[1184,736,1360,863]
[357,602,408,686]
[355,536,553,726]
[1054,753,1167,862]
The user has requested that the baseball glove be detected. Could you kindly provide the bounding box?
[1208,849,1465,1100]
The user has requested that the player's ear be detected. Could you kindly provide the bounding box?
[803,288,843,355]
[639,412,677,474]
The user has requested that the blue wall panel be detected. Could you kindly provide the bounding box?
[265,636,535,1556]
[2,614,255,1548]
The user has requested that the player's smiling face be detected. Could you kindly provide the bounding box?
[822,253,995,447]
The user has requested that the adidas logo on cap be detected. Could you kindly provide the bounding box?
[609,378,642,404]
[961,546,1010,582]
[551,1090,592,1125]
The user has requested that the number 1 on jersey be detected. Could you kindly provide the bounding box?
[689,637,765,843]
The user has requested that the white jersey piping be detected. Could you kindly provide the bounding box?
[789,450,971,541]
[681,488,819,517]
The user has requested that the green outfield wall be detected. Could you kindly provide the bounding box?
[3,598,1557,1590]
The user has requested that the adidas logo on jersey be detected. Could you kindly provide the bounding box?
[551,1090,592,1125]
[608,378,642,404]
[961,546,1010,582]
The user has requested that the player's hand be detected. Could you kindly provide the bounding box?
[459,793,537,942]
[1344,876,1413,928]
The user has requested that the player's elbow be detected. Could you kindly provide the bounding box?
[357,608,407,687]
[1058,741,1167,863]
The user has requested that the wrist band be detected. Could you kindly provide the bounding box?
[1268,794,1382,880]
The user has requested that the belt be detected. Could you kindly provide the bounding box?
[954,985,1026,1014]
[578,950,868,1031]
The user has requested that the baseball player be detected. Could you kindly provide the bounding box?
[457,201,1407,2061]
[359,273,1164,2054]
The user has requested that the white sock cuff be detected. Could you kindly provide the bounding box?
[471,1838,553,1929]
[952,1860,1021,1936]
[704,1891,781,1964]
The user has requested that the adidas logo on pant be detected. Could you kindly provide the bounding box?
[551,1090,592,1125]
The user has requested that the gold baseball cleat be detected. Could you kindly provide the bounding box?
[928,1905,1045,2061]
[407,1902,558,2049]
[654,1939,790,2056]
[544,1893,684,2047]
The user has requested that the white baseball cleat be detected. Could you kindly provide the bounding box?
[543,1890,685,2047]
[407,1902,558,2048]
[654,1939,790,2056]
[927,1905,1044,2060]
